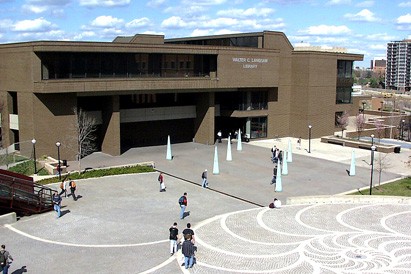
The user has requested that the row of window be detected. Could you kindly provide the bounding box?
[39,52,217,80]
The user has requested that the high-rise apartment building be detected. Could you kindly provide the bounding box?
[386,39,411,92]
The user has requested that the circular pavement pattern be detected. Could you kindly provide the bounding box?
[191,203,411,273]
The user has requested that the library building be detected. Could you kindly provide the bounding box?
[0,31,363,160]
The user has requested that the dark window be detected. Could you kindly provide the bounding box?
[337,60,353,78]
[336,87,352,104]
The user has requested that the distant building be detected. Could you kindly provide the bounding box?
[0,31,362,160]
[386,39,411,92]
[370,57,386,77]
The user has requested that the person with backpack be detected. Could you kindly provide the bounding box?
[69,179,77,201]
[169,222,179,255]
[59,179,68,198]
[1,244,13,274]
[178,192,187,219]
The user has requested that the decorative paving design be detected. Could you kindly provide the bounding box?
[192,203,411,273]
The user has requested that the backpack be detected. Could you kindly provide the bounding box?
[178,196,185,205]
[0,250,6,267]
[169,227,178,240]
[60,182,64,189]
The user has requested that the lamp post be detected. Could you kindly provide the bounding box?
[31,139,37,174]
[401,119,405,140]
[56,141,61,180]
[362,101,366,119]
[308,125,312,153]
[380,101,383,117]
[371,134,374,146]
[369,145,376,195]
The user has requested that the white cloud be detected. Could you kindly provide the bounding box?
[161,16,189,28]
[355,1,374,7]
[364,33,397,41]
[399,2,411,7]
[204,18,238,28]
[73,31,96,40]
[22,0,70,14]
[0,19,13,30]
[368,44,387,50]
[125,18,151,29]
[146,0,165,8]
[300,25,351,35]
[13,17,57,32]
[190,29,213,37]
[397,13,411,24]
[326,0,351,5]
[90,16,124,28]
[79,0,131,7]
[216,7,275,18]
[181,0,227,6]
[344,9,380,22]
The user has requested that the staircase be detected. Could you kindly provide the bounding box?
[0,169,54,216]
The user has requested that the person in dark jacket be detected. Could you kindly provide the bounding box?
[182,234,196,269]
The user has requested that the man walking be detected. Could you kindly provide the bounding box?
[178,192,187,219]
[182,223,195,245]
[59,179,68,198]
[182,234,196,269]
[52,192,62,218]
[169,222,179,255]
[201,169,208,188]
[1,244,13,274]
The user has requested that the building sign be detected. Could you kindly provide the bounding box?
[232,57,268,69]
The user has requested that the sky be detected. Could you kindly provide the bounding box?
[0,0,410,68]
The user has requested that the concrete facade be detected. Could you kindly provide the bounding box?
[0,31,363,160]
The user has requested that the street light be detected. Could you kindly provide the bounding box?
[380,101,384,117]
[401,119,405,140]
[371,134,374,146]
[56,141,61,180]
[308,125,312,153]
[31,139,37,174]
[369,145,376,195]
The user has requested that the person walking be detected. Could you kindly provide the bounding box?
[0,244,13,274]
[297,137,302,150]
[201,169,208,188]
[69,179,77,201]
[182,223,195,245]
[52,192,62,218]
[58,179,68,198]
[158,172,166,192]
[178,192,188,219]
[181,234,196,269]
[217,130,222,143]
[169,222,179,256]
[270,163,277,190]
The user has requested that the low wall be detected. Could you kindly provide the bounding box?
[0,212,17,225]
[321,136,401,153]
[287,195,411,205]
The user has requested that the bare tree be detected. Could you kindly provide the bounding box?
[374,119,384,143]
[71,107,98,170]
[356,114,365,140]
[336,111,349,137]
[374,152,391,188]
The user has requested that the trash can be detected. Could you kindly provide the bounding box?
[62,159,68,166]
[394,146,401,153]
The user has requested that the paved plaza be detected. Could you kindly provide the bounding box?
[1,138,410,273]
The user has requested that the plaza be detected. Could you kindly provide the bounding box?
[1,138,410,273]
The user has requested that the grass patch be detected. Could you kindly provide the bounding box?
[36,165,155,185]
[0,154,29,167]
[349,177,411,197]
[8,160,49,176]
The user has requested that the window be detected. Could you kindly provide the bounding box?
[336,87,352,104]
[337,60,353,78]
